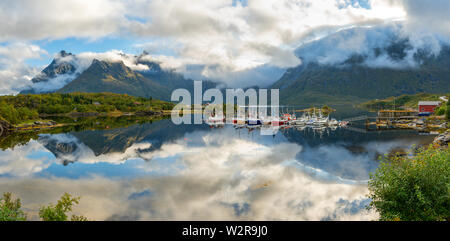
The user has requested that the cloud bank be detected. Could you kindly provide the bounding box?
[1,0,449,93]
[0,0,409,93]
[294,22,446,68]
[0,43,47,95]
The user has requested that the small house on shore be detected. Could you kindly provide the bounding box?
[418,101,441,116]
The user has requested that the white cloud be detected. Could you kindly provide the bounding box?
[0,43,47,95]
[402,0,450,41]
[0,0,126,41]
[0,140,54,177]
[2,0,449,91]
[0,0,409,91]
[128,0,405,85]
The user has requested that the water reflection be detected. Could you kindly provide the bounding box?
[0,116,435,220]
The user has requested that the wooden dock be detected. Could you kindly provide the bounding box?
[343,109,446,132]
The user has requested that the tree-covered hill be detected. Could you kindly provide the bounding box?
[0,93,174,125]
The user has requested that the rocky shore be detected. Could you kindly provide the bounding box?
[433,131,450,147]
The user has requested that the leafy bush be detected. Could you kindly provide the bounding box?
[17,107,39,120]
[0,101,19,124]
[39,193,87,221]
[368,146,450,221]
[0,192,27,221]
[435,105,446,116]
[446,100,450,121]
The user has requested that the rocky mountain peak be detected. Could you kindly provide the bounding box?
[58,50,73,58]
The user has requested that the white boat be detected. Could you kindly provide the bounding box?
[247,114,262,125]
[328,118,338,126]
[313,110,328,126]
[293,113,310,125]
[206,115,225,125]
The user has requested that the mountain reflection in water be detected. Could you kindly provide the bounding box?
[0,116,435,220]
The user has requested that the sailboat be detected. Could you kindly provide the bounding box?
[314,110,328,126]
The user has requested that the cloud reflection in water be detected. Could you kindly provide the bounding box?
[0,125,386,221]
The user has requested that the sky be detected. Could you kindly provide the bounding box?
[0,0,449,95]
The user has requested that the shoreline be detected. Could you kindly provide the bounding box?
[0,110,168,136]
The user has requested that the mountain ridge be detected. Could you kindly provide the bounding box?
[271,36,450,105]
[23,51,218,101]
[58,59,169,100]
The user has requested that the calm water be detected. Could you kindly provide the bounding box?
[0,110,435,220]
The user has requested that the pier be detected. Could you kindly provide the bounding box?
[341,109,446,132]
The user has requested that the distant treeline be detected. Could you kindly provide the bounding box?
[0,92,174,125]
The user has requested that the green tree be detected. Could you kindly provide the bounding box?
[0,101,19,124]
[17,107,39,121]
[39,193,87,221]
[368,146,450,221]
[435,105,446,116]
[0,192,27,221]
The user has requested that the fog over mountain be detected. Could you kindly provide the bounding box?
[271,23,450,105]
[294,22,445,69]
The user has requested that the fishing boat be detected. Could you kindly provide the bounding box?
[292,112,309,125]
[206,114,225,125]
[245,110,263,126]
[339,121,349,127]
[328,118,338,126]
[247,118,262,126]
[270,116,287,126]
[232,117,246,125]
[313,110,328,126]
[281,113,293,122]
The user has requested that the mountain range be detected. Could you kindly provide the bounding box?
[22,51,216,101]
[270,27,450,105]
[22,26,450,105]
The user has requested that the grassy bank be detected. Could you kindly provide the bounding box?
[360,93,449,110]
[0,92,174,126]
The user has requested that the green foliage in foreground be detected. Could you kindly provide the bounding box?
[0,192,87,221]
[39,193,87,221]
[0,193,27,221]
[0,92,174,124]
[368,146,450,221]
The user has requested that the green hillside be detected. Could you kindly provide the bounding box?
[361,93,449,110]
[0,92,173,125]
[272,46,450,106]
[58,59,170,100]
